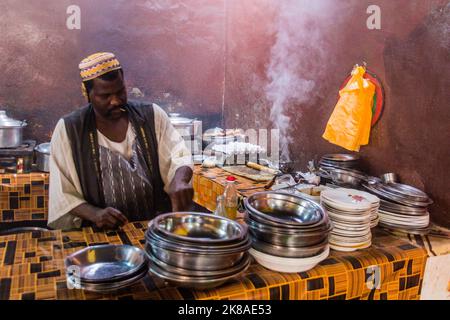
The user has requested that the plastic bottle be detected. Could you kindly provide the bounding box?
[223,176,238,220]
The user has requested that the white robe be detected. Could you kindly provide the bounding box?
[48,103,193,230]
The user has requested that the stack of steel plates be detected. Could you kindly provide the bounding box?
[362,181,432,235]
[65,244,149,292]
[318,154,367,188]
[244,192,332,273]
[318,154,361,171]
[145,212,251,289]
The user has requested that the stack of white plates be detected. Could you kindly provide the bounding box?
[321,188,378,252]
[337,188,380,228]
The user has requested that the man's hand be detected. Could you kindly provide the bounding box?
[92,207,128,229]
[168,166,194,211]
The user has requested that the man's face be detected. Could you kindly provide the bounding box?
[89,72,127,121]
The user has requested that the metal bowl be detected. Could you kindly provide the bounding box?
[321,154,360,162]
[247,219,331,247]
[67,268,148,292]
[148,253,251,289]
[244,192,325,227]
[251,238,328,258]
[147,243,246,271]
[64,244,147,282]
[151,212,247,244]
[148,251,251,278]
[380,173,399,184]
[245,207,329,231]
[145,228,252,255]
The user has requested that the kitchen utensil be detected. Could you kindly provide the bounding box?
[35,142,51,172]
[0,110,27,148]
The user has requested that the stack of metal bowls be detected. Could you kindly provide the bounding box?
[64,244,149,292]
[145,212,251,289]
[319,154,361,170]
[244,192,332,273]
[318,154,366,188]
[362,180,432,235]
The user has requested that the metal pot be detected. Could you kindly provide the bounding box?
[35,142,50,172]
[168,113,195,136]
[0,110,27,148]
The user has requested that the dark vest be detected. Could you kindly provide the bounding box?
[63,100,172,223]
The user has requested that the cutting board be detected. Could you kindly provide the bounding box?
[221,165,275,182]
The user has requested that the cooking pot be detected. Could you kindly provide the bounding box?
[0,110,27,148]
[168,113,195,137]
[35,142,50,172]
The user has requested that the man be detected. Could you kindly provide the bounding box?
[48,52,194,230]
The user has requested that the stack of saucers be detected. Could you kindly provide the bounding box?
[321,189,376,252]
[244,192,332,273]
[362,180,432,235]
[65,244,149,293]
[145,212,251,289]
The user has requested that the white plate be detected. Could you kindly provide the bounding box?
[321,189,373,211]
[249,246,330,273]
[329,241,371,252]
[336,188,380,205]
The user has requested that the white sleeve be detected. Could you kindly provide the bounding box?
[48,119,86,230]
[152,104,193,193]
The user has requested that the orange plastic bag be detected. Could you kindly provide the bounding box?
[322,65,375,152]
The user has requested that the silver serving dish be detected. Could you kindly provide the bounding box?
[251,238,328,258]
[363,183,430,208]
[147,243,246,271]
[0,227,50,236]
[64,244,147,282]
[151,212,247,244]
[149,253,251,289]
[244,192,325,226]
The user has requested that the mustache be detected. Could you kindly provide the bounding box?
[105,105,127,116]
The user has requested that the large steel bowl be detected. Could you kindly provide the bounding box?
[246,218,331,247]
[251,238,328,258]
[146,242,246,271]
[244,192,325,227]
[151,212,247,244]
[145,228,251,255]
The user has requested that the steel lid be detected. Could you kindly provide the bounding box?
[0,110,26,128]
[35,142,51,155]
[168,113,194,125]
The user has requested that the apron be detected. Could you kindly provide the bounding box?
[98,133,155,221]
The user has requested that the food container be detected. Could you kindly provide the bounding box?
[0,110,27,148]
[35,142,51,172]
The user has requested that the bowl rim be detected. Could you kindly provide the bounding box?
[150,212,248,244]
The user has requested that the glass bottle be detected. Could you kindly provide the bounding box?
[223,176,238,220]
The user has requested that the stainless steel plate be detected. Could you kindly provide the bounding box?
[64,244,147,282]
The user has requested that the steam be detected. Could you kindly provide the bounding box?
[265,0,333,162]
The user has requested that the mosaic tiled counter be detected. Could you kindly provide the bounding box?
[0,222,427,300]
[0,173,49,224]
